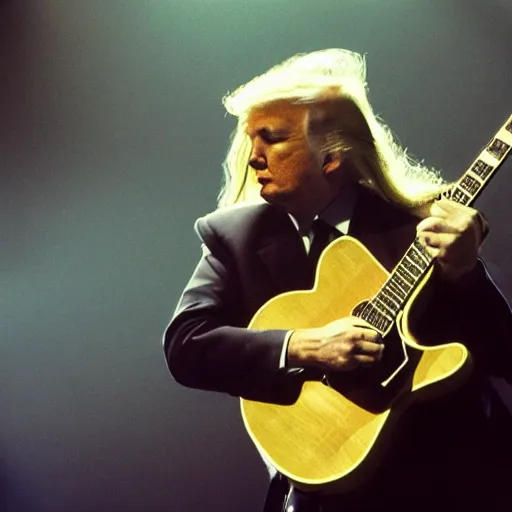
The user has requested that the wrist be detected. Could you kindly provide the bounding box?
[287,329,321,368]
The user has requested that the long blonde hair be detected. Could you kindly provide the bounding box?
[218,49,449,210]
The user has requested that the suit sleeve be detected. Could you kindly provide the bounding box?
[163,218,307,403]
[411,259,512,384]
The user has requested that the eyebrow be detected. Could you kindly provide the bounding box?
[248,126,289,139]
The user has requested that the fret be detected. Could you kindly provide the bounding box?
[388,274,410,299]
[374,297,397,318]
[369,240,436,324]
[487,138,510,160]
[361,304,392,333]
[380,286,402,307]
[377,289,401,313]
[451,187,471,205]
[459,175,481,196]
[373,316,391,333]
[413,239,432,264]
[471,160,494,180]
[406,247,430,271]
[395,264,417,286]
[402,258,422,278]
[386,279,408,302]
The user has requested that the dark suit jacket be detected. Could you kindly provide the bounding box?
[164,188,512,505]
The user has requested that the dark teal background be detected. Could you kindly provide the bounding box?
[1,1,511,511]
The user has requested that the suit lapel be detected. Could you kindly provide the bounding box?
[255,206,313,294]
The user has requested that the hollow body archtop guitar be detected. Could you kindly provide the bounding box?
[240,114,512,494]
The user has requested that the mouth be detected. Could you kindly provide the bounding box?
[257,176,271,185]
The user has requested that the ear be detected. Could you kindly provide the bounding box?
[322,152,343,176]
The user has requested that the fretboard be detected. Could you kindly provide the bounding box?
[357,113,512,334]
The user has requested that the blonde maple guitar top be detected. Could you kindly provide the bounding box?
[241,236,470,493]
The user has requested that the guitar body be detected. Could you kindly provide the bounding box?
[240,236,472,493]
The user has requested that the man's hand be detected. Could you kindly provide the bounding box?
[416,198,486,281]
[287,316,383,371]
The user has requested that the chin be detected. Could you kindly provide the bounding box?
[260,189,280,205]
[261,194,292,214]
[259,186,274,202]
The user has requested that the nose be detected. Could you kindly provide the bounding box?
[248,141,267,171]
[249,156,267,171]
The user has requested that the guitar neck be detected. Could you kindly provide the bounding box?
[357,114,512,334]
[450,115,512,206]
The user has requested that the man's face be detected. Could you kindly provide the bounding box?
[245,102,328,217]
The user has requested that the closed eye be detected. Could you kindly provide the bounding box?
[259,128,288,144]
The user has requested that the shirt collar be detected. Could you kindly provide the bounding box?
[288,185,358,235]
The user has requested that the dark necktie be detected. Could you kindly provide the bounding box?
[308,219,342,270]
